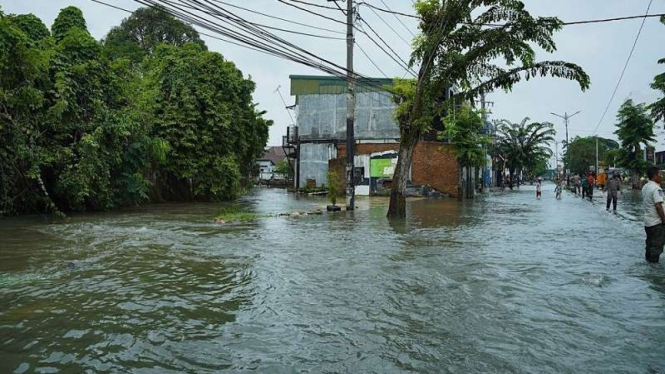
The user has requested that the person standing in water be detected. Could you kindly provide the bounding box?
[536,179,542,199]
[604,173,621,213]
[581,173,588,199]
[643,166,665,263]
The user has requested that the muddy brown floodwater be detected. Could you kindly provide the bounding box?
[1,184,664,373]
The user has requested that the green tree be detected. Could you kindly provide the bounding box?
[649,16,665,122]
[51,6,87,42]
[0,9,53,214]
[494,118,556,189]
[562,136,619,175]
[442,105,490,198]
[6,13,50,43]
[614,99,655,187]
[141,43,270,201]
[0,6,271,216]
[103,7,206,64]
[386,0,590,218]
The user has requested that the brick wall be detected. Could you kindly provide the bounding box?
[332,141,459,197]
[412,142,459,197]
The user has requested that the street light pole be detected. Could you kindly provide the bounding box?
[551,111,581,186]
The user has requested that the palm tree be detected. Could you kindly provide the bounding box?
[495,118,556,188]
[614,100,655,188]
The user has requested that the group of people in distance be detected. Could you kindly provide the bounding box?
[533,166,665,263]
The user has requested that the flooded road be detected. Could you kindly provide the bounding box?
[1,185,664,373]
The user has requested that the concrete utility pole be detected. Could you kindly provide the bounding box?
[345,0,355,210]
[551,111,580,185]
[596,136,599,177]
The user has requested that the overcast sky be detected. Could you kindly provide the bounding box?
[3,0,665,161]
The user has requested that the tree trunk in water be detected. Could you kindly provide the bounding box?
[509,170,514,190]
[387,136,417,219]
[457,162,463,201]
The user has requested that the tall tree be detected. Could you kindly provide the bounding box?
[386,0,590,218]
[51,6,87,42]
[103,7,206,64]
[562,136,619,176]
[494,118,556,188]
[648,16,665,122]
[442,104,489,198]
[141,43,270,201]
[614,99,655,188]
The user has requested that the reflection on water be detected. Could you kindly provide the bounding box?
[1,185,665,373]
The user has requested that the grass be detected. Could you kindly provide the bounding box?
[215,207,263,223]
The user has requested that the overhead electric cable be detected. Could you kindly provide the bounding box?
[358,15,416,76]
[209,0,345,34]
[356,41,389,78]
[592,0,654,135]
[276,0,346,25]
[379,0,416,37]
[138,0,394,96]
[89,0,278,54]
[159,0,346,39]
[365,3,411,46]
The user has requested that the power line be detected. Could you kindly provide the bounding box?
[327,0,346,16]
[379,0,416,37]
[359,2,665,27]
[89,0,279,54]
[135,0,393,96]
[276,0,346,25]
[592,0,654,135]
[165,0,346,39]
[209,0,345,34]
[365,2,411,47]
[355,41,388,78]
[283,0,340,11]
[357,15,416,76]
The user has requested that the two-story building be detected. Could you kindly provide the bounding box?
[285,75,465,197]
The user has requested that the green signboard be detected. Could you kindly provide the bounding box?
[370,158,396,178]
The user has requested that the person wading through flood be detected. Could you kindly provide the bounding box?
[604,173,621,213]
[536,179,542,199]
[587,172,595,201]
[642,166,665,263]
[581,173,588,199]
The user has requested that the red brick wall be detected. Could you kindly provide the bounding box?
[333,141,459,197]
[413,142,458,197]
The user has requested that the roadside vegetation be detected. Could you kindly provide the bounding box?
[0,6,271,217]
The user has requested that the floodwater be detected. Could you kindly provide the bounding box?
[1,184,664,373]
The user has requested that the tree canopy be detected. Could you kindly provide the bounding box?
[562,136,619,175]
[0,6,270,216]
[103,7,206,64]
[614,99,655,185]
[494,118,556,186]
[387,0,590,218]
[649,16,665,122]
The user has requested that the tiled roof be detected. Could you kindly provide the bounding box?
[258,146,287,164]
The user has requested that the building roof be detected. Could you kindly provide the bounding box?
[258,146,287,164]
[289,75,393,96]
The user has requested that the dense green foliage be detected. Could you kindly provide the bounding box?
[614,100,655,186]
[442,105,489,169]
[0,7,270,216]
[494,118,556,187]
[387,0,590,218]
[649,16,665,122]
[562,136,619,175]
[103,7,205,65]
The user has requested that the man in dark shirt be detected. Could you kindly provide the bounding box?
[605,173,621,213]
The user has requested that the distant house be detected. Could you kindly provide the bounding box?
[256,146,288,183]
[284,75,464,197]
